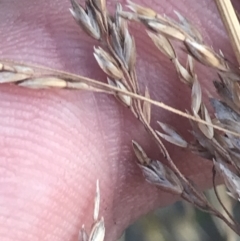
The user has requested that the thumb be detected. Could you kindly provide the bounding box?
[0,0,238,241]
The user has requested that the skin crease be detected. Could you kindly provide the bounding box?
[1,0,240,240]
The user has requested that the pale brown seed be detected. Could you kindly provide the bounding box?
[0,62,34,82]
[147,21,186,41]
[115,80,132,106]
[186,55,195,77]
[142,87,151,124]
[18,77,68,88]
[91,2,107,33]
[132,141,151,165]
[88,217,105,241]
[197,106,214,139]
[92,0,106,14]
[118,10,138,22]
[0,63,15,72]
[157,122,188,148]
[70,0,101,40]
[0,63,34,75]
[67,82,102,91]
[78,180,105,241]
[0,72,30,83]
[184,38,229,71]
[204,106,214,139]
[191,78,202,114]
[147,31,176,59]
[172,58,194,85]
[126,0,157,18]
[123,28,136,70]
[94,46,123,79]
[156,131,188,148]
[108,78,132,106]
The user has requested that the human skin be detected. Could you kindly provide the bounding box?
[0,0,239,240]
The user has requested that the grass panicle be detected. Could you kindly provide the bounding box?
[2,0,240,237]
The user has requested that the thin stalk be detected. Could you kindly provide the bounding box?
[1,60,240,137]
[215,0,240,66]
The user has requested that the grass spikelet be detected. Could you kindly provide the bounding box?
[79,180,105,241]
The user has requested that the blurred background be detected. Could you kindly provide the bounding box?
[120,185,240,241]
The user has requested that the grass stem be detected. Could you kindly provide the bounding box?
[215,0,240,66]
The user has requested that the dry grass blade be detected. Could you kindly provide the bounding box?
[215,0,240,66]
